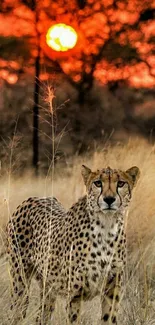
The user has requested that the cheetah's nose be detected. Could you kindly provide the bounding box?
[104,196,116,206]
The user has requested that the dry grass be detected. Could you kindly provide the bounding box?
[0,138,155,324]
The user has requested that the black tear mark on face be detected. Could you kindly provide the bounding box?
[95,181,103,209]
[117,180,132,203]
[116,186,122,207]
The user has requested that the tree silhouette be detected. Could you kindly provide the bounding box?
[46,0,155,103]
[0,0,155,171]
[0,0,154,93]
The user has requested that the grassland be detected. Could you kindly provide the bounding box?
[0,138,155,324]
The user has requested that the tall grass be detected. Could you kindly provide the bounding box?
[0,138,155,324]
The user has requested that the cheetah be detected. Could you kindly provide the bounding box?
[6,165,140,325]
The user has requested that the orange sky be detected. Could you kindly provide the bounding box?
[0,0,155,87]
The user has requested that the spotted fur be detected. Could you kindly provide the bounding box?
[6,165,140,324]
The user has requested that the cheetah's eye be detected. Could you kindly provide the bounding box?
[94,180,102,187]
[117,181,126,188]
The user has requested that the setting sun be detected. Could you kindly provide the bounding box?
[46,23,78,52]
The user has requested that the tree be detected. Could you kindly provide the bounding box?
[0,0,155,171]
[0,0,154,95]
[43,0,155,103]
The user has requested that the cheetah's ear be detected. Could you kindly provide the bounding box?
[126,166,140,185]
[81,165,92,185]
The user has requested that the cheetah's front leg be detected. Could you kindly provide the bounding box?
[66,295,82,325]
[101,271,123,325]
[36,282,56,325]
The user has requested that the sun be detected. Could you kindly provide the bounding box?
[46,23,78,52]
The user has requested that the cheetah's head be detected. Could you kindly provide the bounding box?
[81,165,140,214]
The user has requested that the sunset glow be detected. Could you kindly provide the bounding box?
[0,1,154,89]
[46,23,78,52]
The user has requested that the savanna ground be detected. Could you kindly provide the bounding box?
[0,138,155,324]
